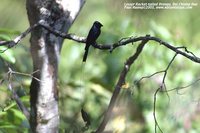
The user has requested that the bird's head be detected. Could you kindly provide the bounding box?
[94,21,103,28]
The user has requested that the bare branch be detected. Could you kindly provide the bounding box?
[95,35,150,133]
[153,87,164,133]
[163,53,177,83]
[1,20,200,66]
[12,70,41,82]
[0,23,39,48]
[153,53,177,133]
[164,78,200,94]
[39,20,86,43]
[1,67,41,120]
[5,68,30,120]
[8,83,30,120]
[136,70,165,83]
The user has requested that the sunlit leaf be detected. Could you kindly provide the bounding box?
[0,46,16,64]
[2,102,16,112]
[20,96,30,102]
[9,108,26,120]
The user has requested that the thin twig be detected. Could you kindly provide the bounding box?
[1,67,41,120]
[136,70,165,83]
[12,70,41,81]
[0,23,39,48]
[8,83,30,120]
[153,87,163,133]
[6,68,30,120]
[164,78,200,93]
[153,53,177,133]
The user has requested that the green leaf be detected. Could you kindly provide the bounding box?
[0,46,16,64]
[9,108,26,120]
[20,96,30,102]
[0,34,11,41]
[0,29,20,35]
[0,122,17,129]
[0,111,7,116]
[1,102,16,112]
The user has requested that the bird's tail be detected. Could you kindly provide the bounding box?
[83,48,89,62]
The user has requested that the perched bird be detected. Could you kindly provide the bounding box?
[81,108,91,127]
[83,21,103,62]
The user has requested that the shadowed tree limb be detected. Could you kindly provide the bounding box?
[0,21,199,65]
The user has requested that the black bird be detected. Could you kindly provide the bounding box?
[81,108,91,127]
[83,21,103,62]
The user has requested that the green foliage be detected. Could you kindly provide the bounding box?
[0,33,16,64]
[0,96,29,133]
[0,46,16,64]
[0,0,200,132]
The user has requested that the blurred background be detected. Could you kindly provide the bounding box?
[0,0,200,132]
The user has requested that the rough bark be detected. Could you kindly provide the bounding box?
[26,0,84,132]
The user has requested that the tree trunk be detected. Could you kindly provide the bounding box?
[26,0,84,132]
